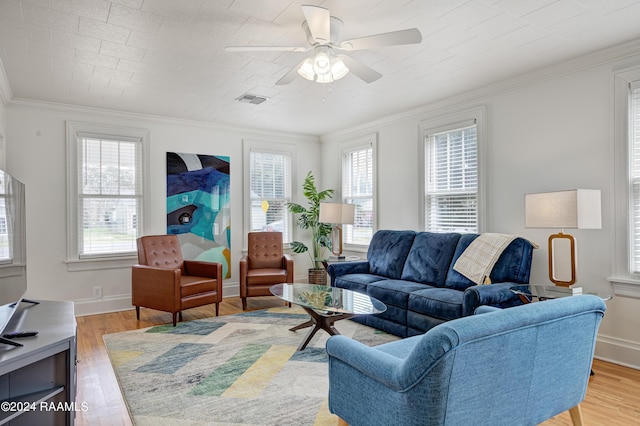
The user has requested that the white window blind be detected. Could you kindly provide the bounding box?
[343,146,374,245]
[249,150,292,242]
[630,83,640,273]
[424,124,478,232]
[0,174,10,262]
[77,134,143,258]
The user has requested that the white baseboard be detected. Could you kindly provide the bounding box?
[594,333,640,370]
[74,294,134,316]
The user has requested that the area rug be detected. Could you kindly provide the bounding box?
[103,306,399,425]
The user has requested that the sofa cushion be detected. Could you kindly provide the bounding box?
[367,280,433,309]
[334,274,386,294]
[444,234,534,291]
[401,232,460,286]
[408,287,464,321]
[367,230,416,279]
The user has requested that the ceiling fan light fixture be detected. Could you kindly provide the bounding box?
[330,57,349,81]
[298,58,316,81]
[313,46,332,75]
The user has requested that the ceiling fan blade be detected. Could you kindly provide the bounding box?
[276,60,306,85]
[225,46,308,52]
[340,28,422,51]
[339,55,382,83]
[301,5,330,43]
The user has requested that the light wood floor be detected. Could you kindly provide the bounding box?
[75,296,640,426]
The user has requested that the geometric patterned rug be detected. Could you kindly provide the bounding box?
[103,306,399,425]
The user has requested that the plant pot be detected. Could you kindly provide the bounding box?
[308,268,327,285]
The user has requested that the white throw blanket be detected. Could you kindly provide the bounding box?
[453,233,517,285]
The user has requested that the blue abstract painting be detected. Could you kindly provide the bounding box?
[166,152,231,278]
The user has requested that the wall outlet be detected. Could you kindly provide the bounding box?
[93,286,102,299]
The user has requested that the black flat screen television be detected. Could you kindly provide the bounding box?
[0,169,29,347]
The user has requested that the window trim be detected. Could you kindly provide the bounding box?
[242,139,297,249]
[418,106,486,233]
[65,121,150,271]
[339,133,377,251]
[610,67,640,298]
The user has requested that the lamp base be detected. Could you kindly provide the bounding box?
[548,231,576,287]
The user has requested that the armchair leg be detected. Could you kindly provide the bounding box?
[135,306,140,320]
[242,297,247,310]
[215,302,219,316]
[569,404,584,426]
[337,417,348,426]
[172,312,178,327]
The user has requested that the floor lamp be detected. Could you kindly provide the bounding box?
[319,203,355,259]
[525,189,601,287]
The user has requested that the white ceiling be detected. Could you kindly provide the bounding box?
[1,0,640,136]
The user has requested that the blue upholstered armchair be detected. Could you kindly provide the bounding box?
[327,295,605,426]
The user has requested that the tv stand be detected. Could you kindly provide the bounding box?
[0,300,76,425]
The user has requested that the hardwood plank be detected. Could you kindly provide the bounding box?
[74,296,640,425]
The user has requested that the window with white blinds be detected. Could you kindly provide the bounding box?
[76,134,143,258]
[342,143,374,245]
[424,123,478,232]
[629,82,640,273]
[249,150,292,243]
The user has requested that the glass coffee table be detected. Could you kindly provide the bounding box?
[270,283,386,351]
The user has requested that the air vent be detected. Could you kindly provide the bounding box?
[236,93,269,105]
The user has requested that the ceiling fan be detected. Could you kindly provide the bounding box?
[225,4,422,85]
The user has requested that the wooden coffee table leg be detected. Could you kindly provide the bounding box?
[292,307,355,351]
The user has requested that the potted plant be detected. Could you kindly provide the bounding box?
[287,171,334,284]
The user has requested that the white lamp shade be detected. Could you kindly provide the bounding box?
[525,189,602,229]
[319,203,355,224]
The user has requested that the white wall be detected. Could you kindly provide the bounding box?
[5,103,320,315]
[321,50,640,368]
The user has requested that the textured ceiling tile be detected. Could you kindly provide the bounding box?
[521,1,587,28]
[79,16,131,44]
[0,0,22,21]
[93,65,132,82]
[52,28,102,53]
[21,3,80,33]
[438,1,502,29]
[111,0,143,10]
[51,0,111,22]
[492,0,558,17]
[107,3,163,34]
[74,49,119,68]
[99,40,146,61]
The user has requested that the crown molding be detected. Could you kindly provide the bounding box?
[322,37,640,141]
[6,97,319,143]
[0,56,13,107]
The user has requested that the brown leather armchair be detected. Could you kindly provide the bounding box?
[132,234,223,326]
[240,232,294,310]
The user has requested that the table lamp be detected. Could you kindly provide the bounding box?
[319,203,355,259]
[525,189,601,286]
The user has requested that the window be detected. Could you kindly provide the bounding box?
[341,134,376,246]
[608,70,640,297]
[629,82,640,273]
[420,107,485,233]
[244,141,295,244]
[66,122,148,270]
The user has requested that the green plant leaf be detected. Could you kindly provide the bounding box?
[290,241,308,254]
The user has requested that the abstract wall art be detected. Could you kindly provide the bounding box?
[166,152,231,278]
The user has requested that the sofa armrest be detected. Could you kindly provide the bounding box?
[326,335,408,391]
[327,261,370,286]
[462,282,524,316]
[131,264,181,310]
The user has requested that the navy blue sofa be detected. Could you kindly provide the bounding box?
[327,230,535,337]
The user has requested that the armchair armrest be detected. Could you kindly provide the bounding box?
[327,261,370,286]
[283,254,294,282]
[462,282,524,316]
[184,260,222,279]
[131,264,181,309]
[326,335,407,391]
